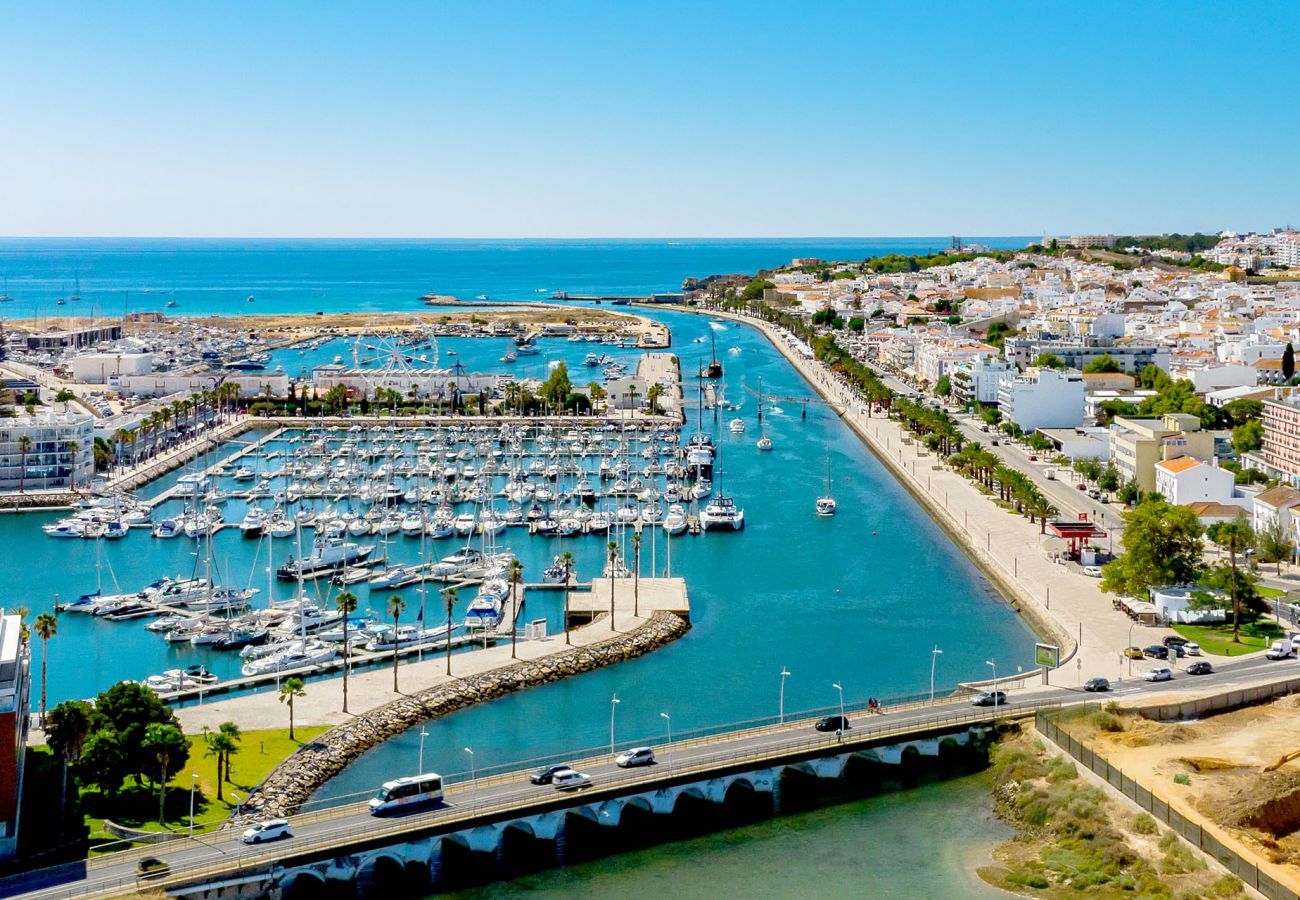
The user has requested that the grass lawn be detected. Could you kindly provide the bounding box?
[82,726,327,848]
[1171,620,1285,656]
[1259,586,1284,599]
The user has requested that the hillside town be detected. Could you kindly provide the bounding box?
[687,231,1300,553]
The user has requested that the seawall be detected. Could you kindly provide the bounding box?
[231,610,690,825]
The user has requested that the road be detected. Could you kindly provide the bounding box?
[5,653,1296,900]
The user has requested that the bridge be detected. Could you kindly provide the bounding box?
[4,653,1289,900]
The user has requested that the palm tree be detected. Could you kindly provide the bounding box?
[387,594,407,692]
[561,551,575,645]
[63,441,80,491]
[33,613,56,724]
[508,559,524,659]
[442,587,458,675]
[607,540,619,631]
[205,732,237,802]
[631,531,642,617]
[1208,519,1255,643]
[646,383,664,415]
[17,435,31,493]
[44,700,92,839]
[334,591,359,711]
[279,677,306,740]
[143,722,184,823]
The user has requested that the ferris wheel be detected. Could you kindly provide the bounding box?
[347,315,443,397]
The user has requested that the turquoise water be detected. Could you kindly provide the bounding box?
[444,774,1009,899]
[0,237,1031,318]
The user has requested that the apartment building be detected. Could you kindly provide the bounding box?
[1260,394,1300,483]
[0,611,29,859]
[996,367,1086,432]
[1153,456,1235,506]
[1109,413,1215,493]
[1003,335,1170,373]
[0,411,94,493]
[950,355,1016,405]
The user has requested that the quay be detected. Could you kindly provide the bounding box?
[171,577,689,733]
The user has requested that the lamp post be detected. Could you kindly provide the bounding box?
[610,694,620,756]
[1127,621,1136,676]
[779,668,791,724]
[832,681,845,725]
[930,646,943,705]
[188,773,198,838]
[659,712,672,771]
[463,747,476,809]
[986,659,999,707]
[418,727,429,772]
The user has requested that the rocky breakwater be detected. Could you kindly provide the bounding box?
[231,611,689,825]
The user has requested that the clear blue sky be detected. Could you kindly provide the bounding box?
[2,1,1296,238]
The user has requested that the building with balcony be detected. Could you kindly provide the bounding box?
[0,411,94,493]
[1260,394,1300,484]
[0,611,30,859]
[1153,456,1236,506]
[1003,335,1170,374]
[950,355,1016,406]
[996,367,1086,432]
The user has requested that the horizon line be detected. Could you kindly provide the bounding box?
[0,233,1046,242]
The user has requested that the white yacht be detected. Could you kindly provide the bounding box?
[756,435,773,451]
[700,496,745,531]
[729,418,746,434]
[662,504,688,535]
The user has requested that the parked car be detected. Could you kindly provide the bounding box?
[1161,635,1189,648]
[1028,454,1038,461]
[1087,489,1102,499]
[529,764,574,785]
[615,747,656,768]
[970,691,1008,707]
[1143,645,1169,660]
[1186,662,1214,676]
[1083,677,1110,692]
[551,769,592,791]
[1144,667,1174,682]
[241,819,290,844]
[990,439,1000,446]
[1082,565,1103,577]
[815,714,852,732]
[1183,642,1202,656]
[1122,646,1145,659]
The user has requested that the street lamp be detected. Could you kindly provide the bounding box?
[463,747,476,809]
[779,668,791,724]
[189,773,198,838]
[1127,621,1136,676]
[832,682,845,725]
[930,646,943,705]
[659,712,672,771]
[418,727,429,772]
[986,659,999,707]
[610,694,620,756]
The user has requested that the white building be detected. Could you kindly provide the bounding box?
[1150,586,1226,624]
[311,365,500,400]
[111,372,290,398]
[996,367,1086,432]
[1188,364,1257,394]
[0,411,94,493]
[68,352,153,384]
[951,355,1016,405]
[1153,456,1236,506]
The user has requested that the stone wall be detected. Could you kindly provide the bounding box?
[230,611,689,825]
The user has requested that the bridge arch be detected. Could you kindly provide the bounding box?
[355,852,413,899]
[279,868,328,900]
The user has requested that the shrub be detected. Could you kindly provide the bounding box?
[1209,874,1243,897]
[1132,812,1158,835]
[1091,712,1126,732]
[1006,871,1050,889]
[1046,757,1078,783]
[1173,773,1191,785]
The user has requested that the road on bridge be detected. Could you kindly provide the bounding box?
[4,653,1292,900]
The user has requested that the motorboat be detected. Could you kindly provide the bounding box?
[662,504,688,535]
[239,506,267,537]
[152,518,183,539]
[756,435,773,451]
[240,641,338,677]
[542,556,569,584]
[728,418,746,434]
[368,564,424,590]
[364,623,452,652]
[277,537,374,580]
[430,548,486,578]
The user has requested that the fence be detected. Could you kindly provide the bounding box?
[1037,708,1299,900]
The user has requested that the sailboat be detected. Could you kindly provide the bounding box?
[755,375,773,450]
[816,450,837,516]
[699,328,723,379]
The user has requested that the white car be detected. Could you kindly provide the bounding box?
[241,819,290,844]
[1183,642,1201,656]
[551,769,592,791]
[1081,565,1103,577]
[615,747,656,768]
[1144,667,1173,682]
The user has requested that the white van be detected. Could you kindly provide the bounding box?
[1265,640,1295,660]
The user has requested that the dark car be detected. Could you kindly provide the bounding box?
[137,857,171,880]
[1187,661,1214,676]
[970,690,1008,707]
[815,715,851,733]
[1083,677,1110,692]
[1162,635,1189,648]
[529,764,573,785]
[1143,645,1170,660]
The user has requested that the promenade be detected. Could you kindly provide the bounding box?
[704,307,1174,682]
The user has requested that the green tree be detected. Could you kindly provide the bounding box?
[540,363,573,412]
[740,278,775,302]
[143,723,187,823]
[45,699,94,836]
[387,594,407,691]
[1221,398,1263,428]
[1255,517,1292,574]
[1232,418,1264,455]
[78,729,127,796]
[1097,463,1121,493]
[1082,354,1122,374]
[33,612,56,724]
[335,591,358,712]
[1206,519,1257,642]
[93,680,183,786]
[1100,500,1204,596]
[1285,343,1296,382]
[443,587,458,675]
[1032,352,1066,369]
[935,375,952,397]
[279,677,306,741]
[17,435,31,492]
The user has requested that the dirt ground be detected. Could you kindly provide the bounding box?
[1094,695,1300,885]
